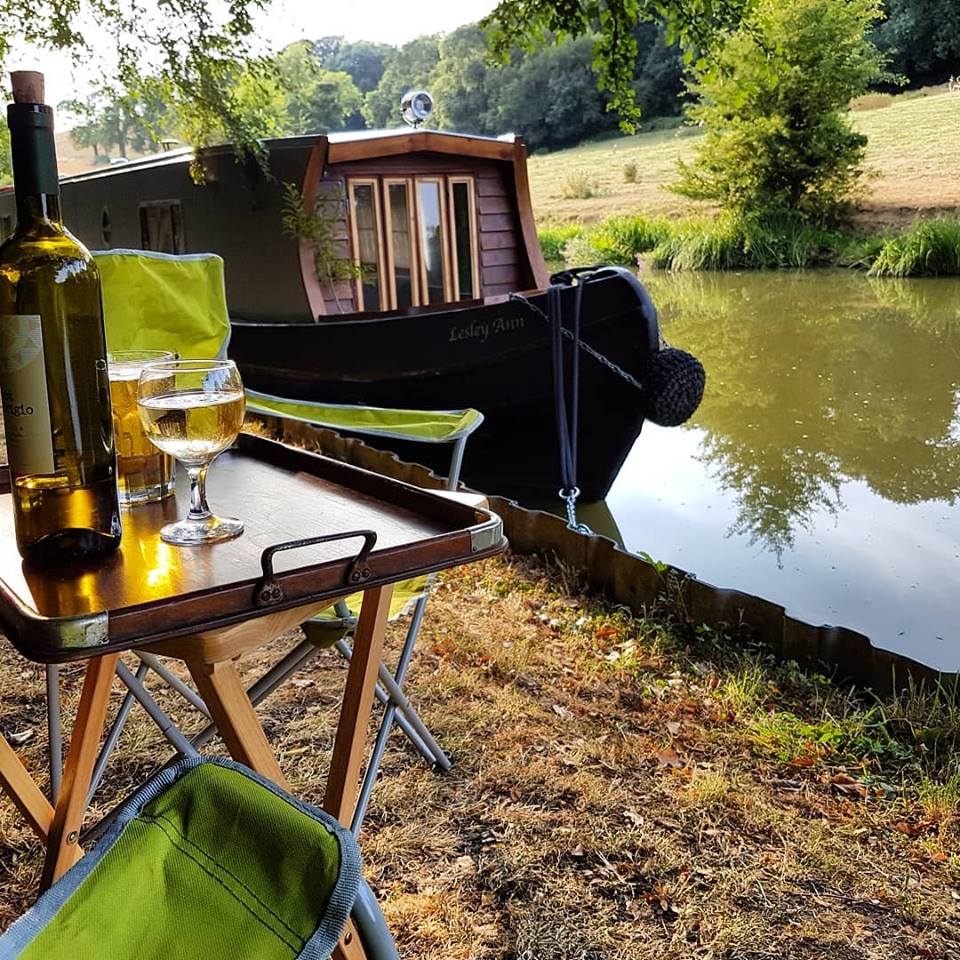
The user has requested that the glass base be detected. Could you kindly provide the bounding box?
[160,514,244,545]
[119,477,176,507]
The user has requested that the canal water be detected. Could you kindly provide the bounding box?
[578,270,960,671]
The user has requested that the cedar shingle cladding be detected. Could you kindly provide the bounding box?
[317,152,528,314]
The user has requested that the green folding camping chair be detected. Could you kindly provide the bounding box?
[50,249,482,839]
[0,756,398,960]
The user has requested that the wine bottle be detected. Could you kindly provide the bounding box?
[0,71,121,564]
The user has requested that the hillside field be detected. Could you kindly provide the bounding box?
[528,89,960,230]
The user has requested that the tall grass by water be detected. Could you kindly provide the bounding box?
[539,212,955,275]
[870,218,960,277]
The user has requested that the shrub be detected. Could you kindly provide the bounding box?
[869,218,960,277]
[562,233,603,267]
[559,170,599,200]
[672,0,891,223]
[623,159,638,183]
[586,215,673,265]
[538,223,583,261]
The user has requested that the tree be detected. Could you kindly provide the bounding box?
[872,0,960,87]
[314,37,392,94]
[0,0,272,168]
[363,36,441,128]
[275,42,362,133]
[483,0,754,127]
[672,0,890,223]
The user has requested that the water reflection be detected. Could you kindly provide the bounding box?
[646,271,960,558]
[595,270,960,668]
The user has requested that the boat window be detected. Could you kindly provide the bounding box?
[448,178,478,301]
[138,201,185,254]
[385,180,417,310]
[101,206,112,246]
[348,180,384,312]
[416,179,448,305]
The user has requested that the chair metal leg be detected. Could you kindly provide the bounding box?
[335,639,447,769]
[135,652,211,718]
[352,879,400,960]
[114,662,198,759]
[45,665,62,803]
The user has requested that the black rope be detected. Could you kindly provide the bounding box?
[548,282,591,534]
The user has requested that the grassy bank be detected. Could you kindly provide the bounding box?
[529,88,960,230]
[540,213,960,276]
[1,553,956,956]
[531,87,960,273]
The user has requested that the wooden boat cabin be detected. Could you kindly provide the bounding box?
[0,129,549,323]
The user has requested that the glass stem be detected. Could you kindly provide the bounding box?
[186,464,212,521]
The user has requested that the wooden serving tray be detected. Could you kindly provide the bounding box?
[0,434,506,663]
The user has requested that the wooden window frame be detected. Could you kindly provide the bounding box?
[347,178,386,312]
[413,177,452,305]
[138,199,185,254]
[447,176,480,302]
[382,178,420,309]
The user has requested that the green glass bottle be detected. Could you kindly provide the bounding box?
[0,71,121,564]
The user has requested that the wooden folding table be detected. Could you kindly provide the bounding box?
[0,433,506,958]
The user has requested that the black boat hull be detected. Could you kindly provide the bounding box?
[229,268,659,501]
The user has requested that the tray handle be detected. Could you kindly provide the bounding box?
[255,529,378,608]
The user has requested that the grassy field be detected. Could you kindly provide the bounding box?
[1,553,957,957]
[528,89,960,229]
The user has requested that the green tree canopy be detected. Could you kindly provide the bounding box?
[275,42,362,134]
[483,0,754,127]
[672,0,890,223]
[313,37,392,94]
[872,0,960,87]
[362,35,441,128]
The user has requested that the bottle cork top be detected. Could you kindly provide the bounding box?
[10,71,45,104]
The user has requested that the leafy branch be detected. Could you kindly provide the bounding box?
[280,180,361,317]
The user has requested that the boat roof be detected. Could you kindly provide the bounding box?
[38,128,519,188]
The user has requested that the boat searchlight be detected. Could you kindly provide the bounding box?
[400,90,433,128]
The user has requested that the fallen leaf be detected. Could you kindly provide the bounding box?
[9,728,34,746]
[830,773,868,797]
[657,746,685,769]
[666,721,681,736]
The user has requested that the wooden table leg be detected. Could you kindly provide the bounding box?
[0,733,54,841]
[325,586,393,960]
[40,653,120,890]
[324,584,393,827]
[186,660,290,790]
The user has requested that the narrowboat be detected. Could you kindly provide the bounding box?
[0,123,670,501]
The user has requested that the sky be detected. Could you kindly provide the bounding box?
[9,0,499,120]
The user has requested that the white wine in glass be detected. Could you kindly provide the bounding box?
[137,359,245,545]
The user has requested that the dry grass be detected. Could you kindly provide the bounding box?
[529,88,960,229]
[0,553,958,958]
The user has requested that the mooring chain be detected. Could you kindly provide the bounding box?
[510,292,647,392]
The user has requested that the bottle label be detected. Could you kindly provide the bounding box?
[0,314,55,475]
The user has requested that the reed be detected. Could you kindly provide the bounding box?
[537,223,583,261]
[650,215,844,271]
[869,217,960,277]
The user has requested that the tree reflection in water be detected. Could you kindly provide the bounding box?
[645,271,960,560]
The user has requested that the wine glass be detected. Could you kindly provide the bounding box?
[137,359,245,545]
